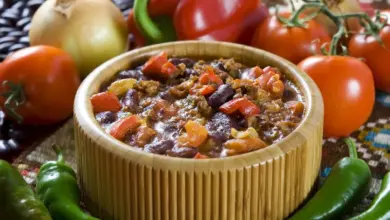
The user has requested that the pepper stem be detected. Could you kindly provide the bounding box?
[133,0,165,44]
[1,81,26,124]
[345,138,358,159]
[52,144,65,163]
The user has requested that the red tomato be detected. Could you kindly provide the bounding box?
[349,10,390,93]
[251,12,331,64]
[0,46,80,125]
[298,56,375,137]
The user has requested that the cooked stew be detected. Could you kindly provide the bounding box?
[90,51,305,159]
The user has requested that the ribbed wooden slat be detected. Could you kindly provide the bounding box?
[74,41,324,220]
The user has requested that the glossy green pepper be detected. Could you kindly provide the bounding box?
[349,171,390,220]
[0,159,52,220]
[36,145,99,220]
[288,138,372,220]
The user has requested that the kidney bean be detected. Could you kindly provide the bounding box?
[9,43,25,52]
[19,36,29,44]
[7,138,20,153]
[211,61,228,72]
[0,140,10,157]
[96,111,117,124]
[0,0,12,12]
[0,17,11,27]
[11,1,24,10]
[21,8,31,17]
[26,0,45,11]
[1,10,19,23]
[207,84,234,108]
[144,140,174,155]
[0,36,16,44]
[0,42,13,53]
[16,17,30,29]
[206,112,240,143]
[121,89,139,113]
[22,22,31,32]
[167,145,198,158]
[7,30,24,37]
[117,70,146,80]
[169,57,196,68]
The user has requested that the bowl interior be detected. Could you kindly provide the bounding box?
[74,40,323,172]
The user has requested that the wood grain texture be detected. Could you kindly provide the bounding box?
[73,41,324,220]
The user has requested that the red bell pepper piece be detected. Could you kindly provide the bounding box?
[174,0,269,44]
[194,152,209,159]
[219,98,260,117]
[199,85,216,96]
[161,61,178,76]
[90,91,122,113]
[143,51,178,78]
[199,68,223,85]
[109,115,141,140]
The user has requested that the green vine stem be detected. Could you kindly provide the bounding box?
[279,0,387,56]
[1,81,26,123]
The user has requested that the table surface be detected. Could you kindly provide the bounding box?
[0,0,389,219]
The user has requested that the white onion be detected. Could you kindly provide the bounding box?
[29,0,129,77]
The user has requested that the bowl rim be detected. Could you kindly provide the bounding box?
[74,40,324,172]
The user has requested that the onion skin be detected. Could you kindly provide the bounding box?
[29,0,129,78]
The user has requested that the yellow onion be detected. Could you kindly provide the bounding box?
[302,0,364,35]
[29,0,129,77]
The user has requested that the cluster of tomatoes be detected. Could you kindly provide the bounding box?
[249,9,390,138]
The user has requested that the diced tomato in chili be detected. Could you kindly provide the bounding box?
[194,152,209,159]
[142,51,169,75]
[225,138,267,154]
[177,120,208,147]
[219,98,260,117]
[90,91,122,113]
[263,66,279,75]
[199,85,216,96]
[249,66,263,78]
[109,115,141,140]
[161,61,178,76]
[199,68,223,85]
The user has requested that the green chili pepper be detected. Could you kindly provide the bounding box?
[133,0,177,45]
[349,171,390,220]
[288,138,372,220]
[0,159,52,220]
[36,144,99,220]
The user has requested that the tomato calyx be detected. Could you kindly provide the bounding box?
[275,4,321,28]
[1,81,26,123]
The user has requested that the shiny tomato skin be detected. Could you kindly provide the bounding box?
[0,46,80,125]
[349,10,390,93]
[251,13,331,64]
[298,56,375,138]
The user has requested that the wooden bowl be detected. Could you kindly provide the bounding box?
[74,41,324,220]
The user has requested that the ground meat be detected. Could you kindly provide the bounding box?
[194,96,213,118]
[135,126,157,147]
[134,80,160,96]
[169,80,194,98]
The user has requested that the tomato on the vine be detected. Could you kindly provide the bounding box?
[251,12,331,64]
[349,10,390,93]
[0,46,80,125]
[298,55,375,138]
